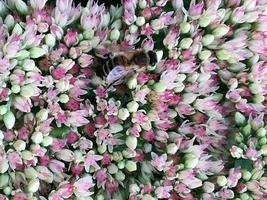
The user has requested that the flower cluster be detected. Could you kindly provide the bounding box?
[0,0,266,199]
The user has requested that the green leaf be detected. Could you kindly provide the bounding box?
[50,126,70,139]
[234,159,253,171]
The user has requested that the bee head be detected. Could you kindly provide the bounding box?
[148,51,157,66]
[132,51,149,66]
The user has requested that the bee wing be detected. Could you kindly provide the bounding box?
[106,66,128,84]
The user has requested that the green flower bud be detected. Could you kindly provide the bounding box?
[115,171,125,181]
[242,124,251,136]
[184,153,199,169]
[28,179,40,193]
[217,176,227,187]
[113,152,123,162]
[125,161,137,172]
[96,194,105,200]
[3,111,15,129]
[36,109,48,122]
[83,30,94,40]
[179,38,193,49]
[11,85,20,94]
[111,19,122,30]
[97,144,107,154]
[199,15,212,27]
[249,83,262,94]
[29,47,46,59]
[253,94,265,103]
[22,59,35,71]
[212,24,229,38]
[24,167,38,179]
[16,50,30,60]
[3,186,11,195]
[118,108,130,120]
[45,33,56,47]
[139,0,147,9]
[13,140,26,151]
[12,23,23,35]
[117,160,125,169]
[261,144,267,156]
[107,163,118,174]
[259,137,267,145]
[153,82,167,93]
[242,170,252,181]
[251,168,263,180]
[129,24,138,34]
[136,16,145,26]
[198,50,211,61]
[20,84,35,98]
[201,34,215,46]
[109,123,123,134]
[0,1,8,17]
[31,132,43,144]
[257,127,266,138]
[167,143,178,155]
[235,132,243,143]
[126,135,137,150]
[216,49,231,60]
[42,136,53,147]
[144,143,152,153]
[0,105,7,115]
[59,94,69,103]
[15,0,28,15]
[126,101,139,113]
[235,112,246,126]
[110,29,120,41]
[248,54,259,66]
[0,174,9,188]
[180,22,191,34]
[127,76,138,89]
[240,193,250,200]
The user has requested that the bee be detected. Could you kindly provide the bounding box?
[97,49,158,87]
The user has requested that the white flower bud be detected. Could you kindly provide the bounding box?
[167,143,178,155]
[212,24,229,38]
[108,163,118,174]
[203,181,215,193]
[59,94,69,103]
[28,179,40,193]
[45,33,56,47]
[24,167,38,179]
[56,80,70,92]
[12,23,23,35]
[56,149,75,162]
[125,161,137,172]
[11,85,20,93]
[42,136,53,147]
[22,59,35,71]
[184,153,199,169]
[0,105,7,115]
[109,123,123,133]
[3,186,11,195]
[97,144,107,154]
[0,160,9,173]
[20,84,35,98]
[139,0,147,9]
[127,76,137,89]
[110,29,120,41]
[179,38,193,49]
[156,50,163,62]
[127,101,139,113]
[31,132,43,144]
[36,109,48,122]
[0,174,9,188]
[13,140,26,151]
[136,16,145,26]
[22,150,34,160]
[29,47,46,59]
[217,176,227,187]
[180,22,191,34]
[230,146,243,158]
[3,111,15,129]
[118,108,130,120]
[129,24,138,34]
[126,135,137,150]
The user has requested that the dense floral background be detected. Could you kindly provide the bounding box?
[0,0,267,199]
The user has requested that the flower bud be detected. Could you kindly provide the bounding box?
[129,24,138,34]
[11,85,20,94]
[83,30,95,40]
[45,34,56,47]
[179,38,193,49]
[156,50,163,62]
[144,143,152,153]
[109,124,123,133]
[31,132,43,144]
[180,22,191,34]
[125,161,137,172]
[13,140,26,151]
[217,176,227,187]
[0,160,8,173]
[118,108,130,121]
[257,127,266,138]
[203,181,215,193]
[111,19,122,30]
[22,59,35,71]
[216,49,231,60]
[213,24,229,38]
[184,153,199,169]
[230,146,243,158]
[253,94,265,104]
[261,144,267,156]
[3,186,11,195]
[3,111,15,129]
[259,137,267,145]
[110,29,120,41]
[108,163,118,174]
[0,105,7,115]
[42,136,53,147]
[24,167,38,179]
[201,34,214,46]
[240,193,250,200]
[242,124,251,136]
[151,19,164,31]
[115,171,125,181]
[101,13,110,28]
[126,135,137,150]
[56,149,75,162]
[97,144,107,154]
[12,23,23,35]
[29,47,46,59]
[127,101,139,113]
[36,109,48,122]
[251,168,263,180]
[15,0,29,15]
[153,82,167,93]
[22,150,34,160]
[249,83,262,94]
[59,94,69,103]
[166,142,179,155]
[117,160,125,169]
[199,14,212,27]
[127,77,138,89]
[198,50,211,61]
[136,16,145,26]
[28,179,40,193]
[56,80,70,92]
[20,84,35,98]
[113,152,123,162]
[0,1,8,16]
[0,174,9,188]
[235,112,246,126]
[139,0,147,9]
